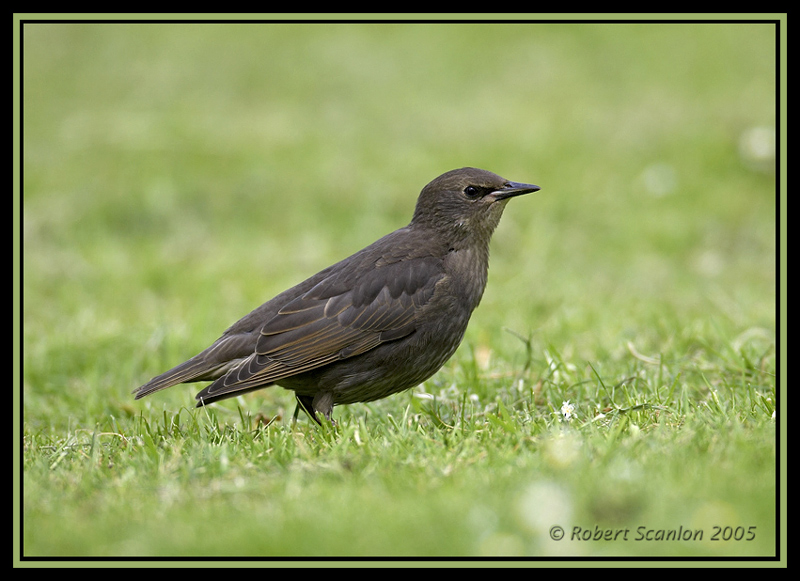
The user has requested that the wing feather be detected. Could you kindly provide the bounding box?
[195,255,443,404]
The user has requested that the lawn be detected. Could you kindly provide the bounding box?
[17,17,782,563]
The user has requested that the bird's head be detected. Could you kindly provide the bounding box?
[411,167,540,245]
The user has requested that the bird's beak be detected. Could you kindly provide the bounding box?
[491,181,541,201]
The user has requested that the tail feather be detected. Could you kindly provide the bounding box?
[194,380,276,407]
[134,331,258,399]
[133,355,237,399]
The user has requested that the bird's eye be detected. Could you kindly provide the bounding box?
[464,186,482,199]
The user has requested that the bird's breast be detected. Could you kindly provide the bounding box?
[440,245,490,312]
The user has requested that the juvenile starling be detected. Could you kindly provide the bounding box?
[133,167,540,423]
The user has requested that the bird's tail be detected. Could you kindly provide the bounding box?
[134,331,258,400]
[132,355,227,399]
[194,380,276,407]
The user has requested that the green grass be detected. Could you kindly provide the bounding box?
[18,19,781,562]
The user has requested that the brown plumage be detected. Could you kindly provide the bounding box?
[133,168,539,423]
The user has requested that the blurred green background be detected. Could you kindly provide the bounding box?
[19,19,779,560]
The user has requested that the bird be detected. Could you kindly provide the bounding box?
[133,167,540,424]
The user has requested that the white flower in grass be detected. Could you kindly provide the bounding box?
[560,400,575,423]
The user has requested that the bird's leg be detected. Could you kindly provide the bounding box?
[294,395,320,426]
[312,392,336,426]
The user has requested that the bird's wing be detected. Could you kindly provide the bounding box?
[195,255,443,403]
